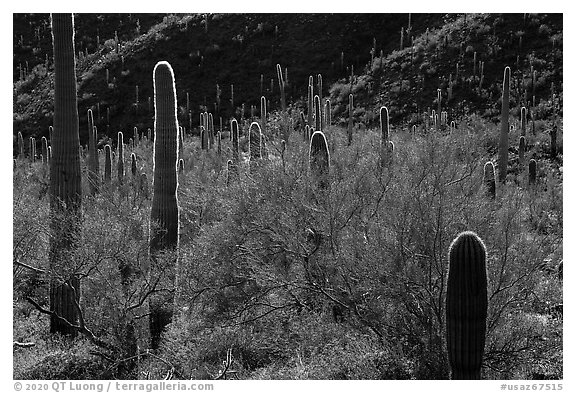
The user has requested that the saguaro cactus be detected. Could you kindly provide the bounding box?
[150,61,180,348]
[325,99,331,128]
[260,96,267,134]
[41,137,48,164]
[49,13,82,336]
[117,131,125,185]
[446,231,488,380]
[520,106,527,137]
[309,130,330,190]
[276,63,286,112]
[498,66,511,183]
[528,159,537,185]
[87,109,99,194]
[347,94,354,145]
[314,95,321,132]
[519,136,526,168]
[249,121,264,163]
[104,144,112,182]
[482,162,496,199]
[131,153,137,177]
[18,132,24,158]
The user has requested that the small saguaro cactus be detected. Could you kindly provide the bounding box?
[248,121,264,162]
[317,74,323,131]
[178,126,184,161]
[131,153,137,177]
[87,109,99,195]
[498,66,511,183]
[347,93,354,145]
[314,95,321,132]
[231,118,240,164]
[309,130,330,190]
[519,136,526,168]
[104,144,112,182]
[226,159,233,186]
[325,99,331,127]
[117,131,125,185]
[41,137,48,164]
[178,158,184,174]
[446,231,488,380]
[17,132,24,158]
[276,63,286,112]
[217,131,222,155]
[307,83,314,128]
[528,159,537,185]
[520,106,527,137]
[482,162,496,199]
[140,173,149,199]
[260,96,267,134]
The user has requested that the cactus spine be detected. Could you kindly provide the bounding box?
[309,130,330,190]
[49,13,82,337]
[499,66,511,183]
[446,231,488,380]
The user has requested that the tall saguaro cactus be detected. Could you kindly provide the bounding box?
[482,162,496,199]
[498,66,511,183]
[49,13,82,337]
[117,131,125,185]
[446,231,488,380]
[149,61,180,347]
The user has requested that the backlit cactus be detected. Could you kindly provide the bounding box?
[498,66,511,183]
[325,99,331,127]
[482,162,496,199]
[314,95,321,132]
[41,137,48,165]
[276,63,286,112]
[347,93,354,146]
[446,231,488,380]
[260,96,267,134]
[249,121,264,162]
[131,153,137,177]
[520,107,527,137]
[231,118,239,164]
[18,132,24,158]
[87,109,99,194]
[150,61,180,348]
[117,131,125,185]
[309,130,330,190]
[150,60,180,252]
[528,159,537,185]
[104,144,112,182]
[49,13,82,337]
[519,137,526,168]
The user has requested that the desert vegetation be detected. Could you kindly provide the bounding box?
[13,13,562,380]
